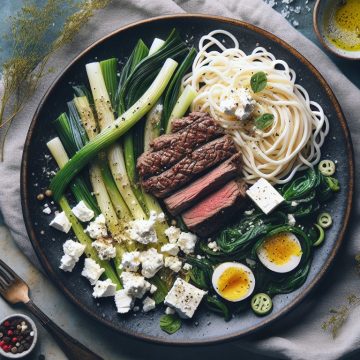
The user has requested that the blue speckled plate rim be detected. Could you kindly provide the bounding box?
[20,14,355,345]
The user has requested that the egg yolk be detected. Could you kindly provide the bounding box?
[261,233,302,265]
[217,267,251,301]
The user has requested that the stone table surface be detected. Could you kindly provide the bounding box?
[0,1,359,359]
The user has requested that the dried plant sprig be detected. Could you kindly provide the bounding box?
[322,294,360,338]
[0,0,111,161]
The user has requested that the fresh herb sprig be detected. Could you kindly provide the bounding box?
[0,0,111,160]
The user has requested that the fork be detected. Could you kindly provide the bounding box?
[0,258,103,360]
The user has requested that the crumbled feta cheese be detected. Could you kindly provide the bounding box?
[50,211,71,233]
[142,297,156,312]
[59,254,77,272]
[81,258,105,285]
[245,258,256,267]
[165,306,175,315]
[183,263,192,271]
[291,201,298,207]
[164,278,207,319]
[150,284,157,294]
[115,290,134,314]
[207,241,220,252]
[164,256,182,273]
[164,226,181,244]
[288,214,296,226]
[177,232,198,254]
[63,240,86,259]
[92,279,117,298]
[161,243,179,256]
[139,248,164,278]
[121,251,141,272]
[244,208,255,216]
[219,88,256,121]
[246,178,284,214]
[127,218,157,245]
[85,214,108,239]
[120,272,151,299]
[92,238,116,260]
[43,207,52,215]
[72,200,95,222]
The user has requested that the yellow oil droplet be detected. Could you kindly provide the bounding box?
[325,0,360,51]
[262,233,302,265]
[217,267,250,301]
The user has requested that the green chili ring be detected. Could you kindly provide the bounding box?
[251,293,273,316]
[318,160,336,176]
[313,224,325,247]
[317,212,333,229]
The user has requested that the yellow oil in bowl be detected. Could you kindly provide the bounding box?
[324,0,360,52]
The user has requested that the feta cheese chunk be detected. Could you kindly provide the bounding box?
[219,88,256,121]
[165,306,175,315]
[164,278,207,319]
[59,254,77,272]
[120,272,151,299]
[43,207,51,215]
[92,279,117,298]
[183,263,192,271]
[161,243,179,256]
[164,256,182,273]
[72,200,95,222]
[121,251,141,272]
[81,258,105,285]
[288,214,296,226]
[127,218,157,245]
[115,290,134,314]
[246,178,284,214]
[142,297,156,312]
[207,241,220,252]
[164,226,181,244]
[92,238,116,260]
[177,232,198,254]
[150,284,157,294]
[139,248,164,278]
[50,211,71,233]
[85,214,108,239]
[63,240,86,259]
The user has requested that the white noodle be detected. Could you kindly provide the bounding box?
[182,30,329,184]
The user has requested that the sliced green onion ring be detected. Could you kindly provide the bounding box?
[313,224,325,247]
[317,212,333,229]
[251,293,273,316]
[318,160,336,176]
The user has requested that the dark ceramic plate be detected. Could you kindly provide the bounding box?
[21,15,354,345]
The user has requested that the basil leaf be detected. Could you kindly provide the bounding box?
[160,314,182,334]
[250,71,267,93]
[255,113,274,130]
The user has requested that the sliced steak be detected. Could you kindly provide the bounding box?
[137,112,224,178]
[170,112,206,133]
[181,180,248,237]
[142,135,237,198]
[164,153,243,216]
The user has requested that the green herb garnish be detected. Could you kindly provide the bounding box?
[160,314,182,334]
[250,71,267,93]
[255,113,274,130]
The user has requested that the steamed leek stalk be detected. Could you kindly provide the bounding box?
[47,138,120,287]
[50,58,178,201]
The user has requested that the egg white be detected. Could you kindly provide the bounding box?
[257,232,302,273]
[212,262,255,302]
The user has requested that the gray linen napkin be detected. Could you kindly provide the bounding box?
[0,1,359,359]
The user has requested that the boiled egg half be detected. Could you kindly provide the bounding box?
[257,232,302,273]
[212,262,255,302]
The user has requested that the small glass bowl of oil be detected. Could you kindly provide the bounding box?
[313,0,360,60]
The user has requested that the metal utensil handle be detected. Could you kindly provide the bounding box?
[24,300,103,360]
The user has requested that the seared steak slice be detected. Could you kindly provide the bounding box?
[181,180,247,237]
[142,135,237,198]
[164,154,243,216]
[170,112,206,133]
[137,113,224,178]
